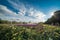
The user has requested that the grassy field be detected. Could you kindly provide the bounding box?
[0,24,60,40]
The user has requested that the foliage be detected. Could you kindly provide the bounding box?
[45,10,60,25]
[0,24,60,40]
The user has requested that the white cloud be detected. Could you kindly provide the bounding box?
[7,0,27,16]
[47,10,56,19]
[18,6,26,16]
[27,8,46,22]
[18,8,46,22]
[7,0,20,10]
[50,11,54,16]
[28,8,34,16]
[0,5,17,16]
[0,5,17,20]
[6,0,60,23]
[33,10,45,19]
[0,4,46,23]
[47,7,59,18]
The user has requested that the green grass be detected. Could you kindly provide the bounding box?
[0,24,60,40]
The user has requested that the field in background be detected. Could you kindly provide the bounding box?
[0,24,60,40]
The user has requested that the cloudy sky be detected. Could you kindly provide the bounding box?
[0,0,60,23]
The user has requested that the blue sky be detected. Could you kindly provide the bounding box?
[0,0,60,23]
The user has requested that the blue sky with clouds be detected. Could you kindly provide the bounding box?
[0,0,60,23]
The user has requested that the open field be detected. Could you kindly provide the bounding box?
[0,24,60,40]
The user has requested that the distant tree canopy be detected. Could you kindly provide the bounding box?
[0,18,28,24]
[0,19,10,24]
[45,10,60,25]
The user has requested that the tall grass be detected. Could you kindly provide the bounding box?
[0,24,60,40]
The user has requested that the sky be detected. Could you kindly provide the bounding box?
[0,0,60,23]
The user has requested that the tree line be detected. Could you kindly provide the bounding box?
[45,10,60,25]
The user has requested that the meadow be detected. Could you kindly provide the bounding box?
[0,24,60,40]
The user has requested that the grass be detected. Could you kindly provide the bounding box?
[0,24,60,40]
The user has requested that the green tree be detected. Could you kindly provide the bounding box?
[45,10,60,25]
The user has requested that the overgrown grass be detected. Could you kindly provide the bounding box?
[0,24,60,40]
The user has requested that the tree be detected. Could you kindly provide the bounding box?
[45,10,60,25]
